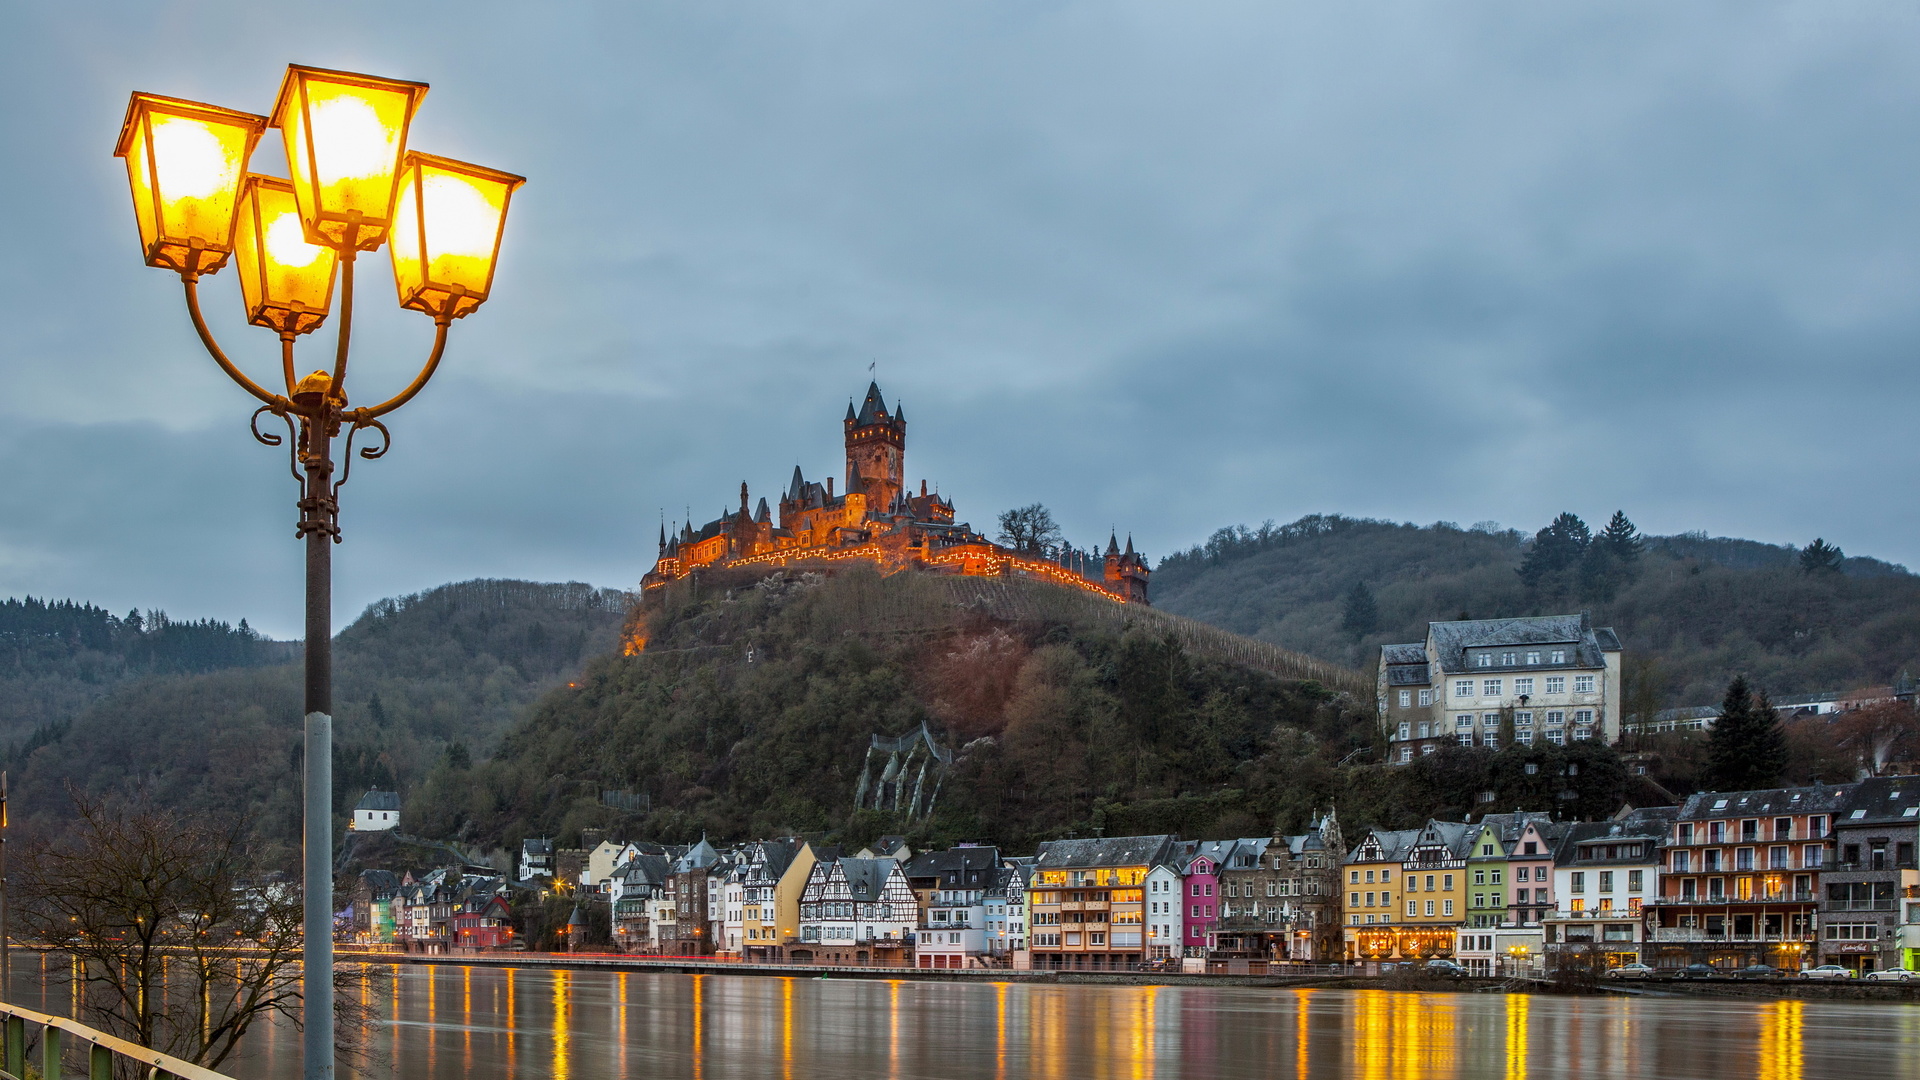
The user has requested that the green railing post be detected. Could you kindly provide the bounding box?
[4,1015,19,1078]
[88,1044,111,1080]
[42,1023,60,1080]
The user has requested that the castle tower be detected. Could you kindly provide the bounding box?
[1104,532,1151,604]
[844,381,906,516]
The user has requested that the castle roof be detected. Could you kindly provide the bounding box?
[854,381,889,426]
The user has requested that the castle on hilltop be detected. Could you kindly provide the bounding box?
[641,382,1150,604]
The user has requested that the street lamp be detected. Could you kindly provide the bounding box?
[114,66,522,1080]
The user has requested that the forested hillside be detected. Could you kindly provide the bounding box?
[404,567,1642,855]
[6,580,626,862]
[0,598,288,756]
[1152,514,1920,710]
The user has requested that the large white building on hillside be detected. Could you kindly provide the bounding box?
[1378,613,1623,763]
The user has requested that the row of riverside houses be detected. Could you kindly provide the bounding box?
[346,866,515,952]
[1342,778,1920,976]
[527,814,1350,970]
[352,778,1916,973]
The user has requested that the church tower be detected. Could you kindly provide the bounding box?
[844,381,906,516]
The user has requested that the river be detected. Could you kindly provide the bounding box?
[11,959,1920,1078]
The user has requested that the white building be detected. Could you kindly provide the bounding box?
[352,791,400,832]
[1379,613,1624,763]
[797,857,917,963]
[984,864,1030,956]
[1145,861,1186,959]
[1542,808,1676,969]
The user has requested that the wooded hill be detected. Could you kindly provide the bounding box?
[4,580,626,864]
[1152,514,1920,712]
[401,566,1646,855]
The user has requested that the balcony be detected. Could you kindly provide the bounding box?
[1650,928,1814,943]
[1648,892,1815,906]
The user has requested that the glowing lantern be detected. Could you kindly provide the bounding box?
[387,152,524,320]
[269,65,428,251]
[234,175,339,335]
[114,93,267,275]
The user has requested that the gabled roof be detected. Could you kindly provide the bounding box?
[837,857,900,902]
[1347,828,1422,863]
[355,790,401,812]
[1034,835,1177,870]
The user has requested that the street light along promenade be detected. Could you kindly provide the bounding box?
[113,65,524,1080]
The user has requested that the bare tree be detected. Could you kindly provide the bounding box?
[997,503,1063,557]
[16,789,375,1071]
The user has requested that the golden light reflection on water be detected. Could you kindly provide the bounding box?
[993,982,1008,1080]
[1351,991,1465,1080]
[620,972,630,1078]
[1133,985,1158,1080]
[1759,1000,1804,1080]
[691,973,704,1080]
[1295,988,1313,1078]
[463,966,474,1073]
[552,970,571,1080]
[505,966,517,1075]
[887,980,902,1080]
[782,977,794,1080]
[1505,993,1528,1080]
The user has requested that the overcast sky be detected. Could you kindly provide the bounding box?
[4,2,1919,638]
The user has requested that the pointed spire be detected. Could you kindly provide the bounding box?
[755,497,770,524]
[846,399,857,422]
[788,465,806,502]
[855,381,887,426]
[1106,530,1120,557]
[658,520,667,551]
[1125,534,1135,556]
[894,400,906,425]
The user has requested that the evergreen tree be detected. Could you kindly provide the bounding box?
[1341,581,1379,636]
[1519,512,1591,594]
[1799,538,1844,575]
[1704,676,1787,790]
[1599,511,1643,562]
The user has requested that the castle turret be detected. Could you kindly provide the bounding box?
[1104,532,1150,604]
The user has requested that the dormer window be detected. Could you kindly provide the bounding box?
[1476,655,1492,668]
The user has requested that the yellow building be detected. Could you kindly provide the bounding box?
[1343,827,1418,962]
[1344,821,1476,963]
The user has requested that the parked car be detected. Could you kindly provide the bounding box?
[1674,963,1719,979]
[1863,968,1918,982]
[1734,964,1785,979]
[1606,963,1655,980]
[1420,960,1467,979]
[1800,965,1855,980]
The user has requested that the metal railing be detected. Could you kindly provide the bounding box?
[0,1001,234,1080]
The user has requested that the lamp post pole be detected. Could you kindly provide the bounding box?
[299,384,336,1080]
[116,67,522,1080]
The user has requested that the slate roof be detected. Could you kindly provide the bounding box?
[838,857,899,902]
[1034,835,1178,870]
[1381,643,1427,665]
[1427,614,1618,674]
[1835,776,1920,827]
[673,838,721,873]
[1387,665,1431,686]
[355,790,401,812]
[903,846,1001,888]
[1347,828,1422,863]
[1676,784,1856,822]
[1552,808,1679,865]
[521,838,553,856]
[614,854,673,886]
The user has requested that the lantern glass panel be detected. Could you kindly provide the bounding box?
[271,66,428,251]
[389,153,524,320]
[114,94,266,275]
[235,175,338,336]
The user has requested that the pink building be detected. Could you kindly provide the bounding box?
[1181,842,1230,955]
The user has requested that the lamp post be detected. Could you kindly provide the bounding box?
[114,66,522,1080]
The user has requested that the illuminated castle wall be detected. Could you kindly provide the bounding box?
[641,382,1150,604]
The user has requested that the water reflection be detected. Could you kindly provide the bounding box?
[2,961,1906,1079]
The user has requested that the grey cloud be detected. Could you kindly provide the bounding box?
[3,1,1918,636]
